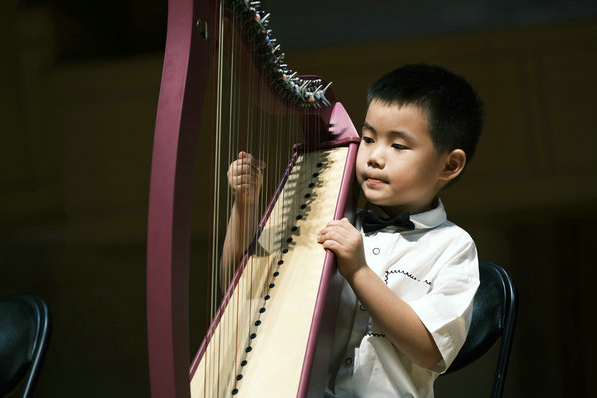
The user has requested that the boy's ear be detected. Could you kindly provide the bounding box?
[439,149,466,181]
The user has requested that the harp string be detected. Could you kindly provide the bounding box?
[208,2,224,394]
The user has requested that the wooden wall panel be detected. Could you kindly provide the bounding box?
[49,58,161,243]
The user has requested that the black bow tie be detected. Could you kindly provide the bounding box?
[361,210,415,233]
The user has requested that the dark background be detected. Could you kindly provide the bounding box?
[2,0,597,396]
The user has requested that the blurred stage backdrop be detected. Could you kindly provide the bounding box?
[1,0,596,396]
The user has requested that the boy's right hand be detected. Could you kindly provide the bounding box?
[227,151,266,207]
[317,218,368,282]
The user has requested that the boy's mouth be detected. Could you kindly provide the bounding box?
[363,174,387,185]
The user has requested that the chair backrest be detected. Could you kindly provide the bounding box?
[0,294,52,398]
[444,260,518,398]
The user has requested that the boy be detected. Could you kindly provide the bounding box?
[317,63,483,397]
[225,63,483,397]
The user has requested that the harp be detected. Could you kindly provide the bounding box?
[146,0,359,397]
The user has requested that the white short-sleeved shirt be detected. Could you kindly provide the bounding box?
[325,200,479,398]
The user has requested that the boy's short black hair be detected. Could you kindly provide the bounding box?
[367,63,484,163]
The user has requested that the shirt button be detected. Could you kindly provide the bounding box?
[372,247,380,255]
[344,357,352,366]
[359,304,366,311]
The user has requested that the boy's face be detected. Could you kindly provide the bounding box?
[356,100,454,216]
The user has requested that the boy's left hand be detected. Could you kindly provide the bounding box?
[317,218,367,280]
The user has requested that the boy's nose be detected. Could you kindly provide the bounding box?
[367,149,385,168]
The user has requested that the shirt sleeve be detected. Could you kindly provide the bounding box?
[407,234,479,374]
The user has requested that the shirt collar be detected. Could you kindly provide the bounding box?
[410,199,447,230]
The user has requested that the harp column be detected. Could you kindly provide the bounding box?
[146,0,215,397]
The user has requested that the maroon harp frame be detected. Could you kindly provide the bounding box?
[146,0,215,397]
[147,0,359,397]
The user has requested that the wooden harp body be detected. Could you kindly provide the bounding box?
[146,1,360,397]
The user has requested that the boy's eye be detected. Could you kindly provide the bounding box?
[392,143,408,150]
[362,137,374,144]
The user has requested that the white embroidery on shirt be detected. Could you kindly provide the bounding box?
[364,331,386,338]
[384,269,431,286]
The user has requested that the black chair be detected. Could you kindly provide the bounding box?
[443,260,518,398]
[0,294,52,398]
